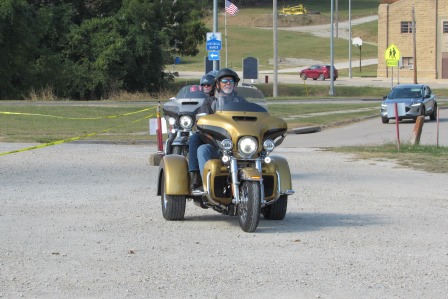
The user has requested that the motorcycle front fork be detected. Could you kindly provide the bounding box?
[231,158,265,205]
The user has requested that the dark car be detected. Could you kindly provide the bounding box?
[299,64,338,81]
[380,84,437,124]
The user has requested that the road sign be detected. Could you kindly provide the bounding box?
[206,32,222,51]
[208,51,220,61]
[385,44,400,67]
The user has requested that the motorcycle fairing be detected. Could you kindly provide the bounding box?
[197,111,287,153]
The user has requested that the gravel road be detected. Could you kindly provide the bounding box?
[1,139,447,298]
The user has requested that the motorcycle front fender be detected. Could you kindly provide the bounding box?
[239,167,262,181]
[157,155,189,195]
[270,156,293,192]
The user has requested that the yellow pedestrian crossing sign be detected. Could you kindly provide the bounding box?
[384,44,400,67]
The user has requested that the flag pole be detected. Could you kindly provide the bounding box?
[225,5,228,68]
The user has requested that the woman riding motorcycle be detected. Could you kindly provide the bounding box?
[189,68,246,191]
[200,73,215,97]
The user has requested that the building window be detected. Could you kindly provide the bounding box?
[444,21,448,33]
[401,21,413,33]
[402,57,414,69]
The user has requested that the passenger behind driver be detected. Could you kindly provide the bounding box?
[200,74,215,97]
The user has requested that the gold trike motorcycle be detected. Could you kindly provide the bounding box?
[157,99,294,232]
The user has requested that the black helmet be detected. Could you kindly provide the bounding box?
[206,70,218,78]
[200,74,215,86]
[215,68,240,84]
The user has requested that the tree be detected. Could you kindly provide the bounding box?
[0,0,208,100]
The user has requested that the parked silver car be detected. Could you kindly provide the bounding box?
[380,84,437,124]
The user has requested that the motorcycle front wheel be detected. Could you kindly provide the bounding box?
[238,181,261,232]
[160,172,186,220]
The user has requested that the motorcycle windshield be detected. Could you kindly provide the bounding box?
[234,86,267,110]
[218,100,268,113]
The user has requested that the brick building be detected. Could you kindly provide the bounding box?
[377,0,448,79]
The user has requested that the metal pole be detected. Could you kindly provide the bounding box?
[359,46,362,72]
[329,0,335,96]
[394,102,400,151]
[225,9,228,68]
[213,0,218,71]
[348,0,352,78]
[412,6,417,83]
[273,0,278,97]
[335,0,338,38]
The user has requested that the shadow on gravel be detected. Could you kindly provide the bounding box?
[255,212,384,234]
[184,212,383,234]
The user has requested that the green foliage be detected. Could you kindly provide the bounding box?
[0,0,208,100]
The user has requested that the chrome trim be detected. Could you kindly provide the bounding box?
[231,158,240,204]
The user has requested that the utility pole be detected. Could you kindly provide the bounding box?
[335,0,338,38]
[348,0,352,78]
[329,0,335,96]
[213,0,218,71]
[273,0,278,97]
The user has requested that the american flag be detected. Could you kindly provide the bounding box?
[225,0,239,16]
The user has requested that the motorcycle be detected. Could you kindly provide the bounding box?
[157,95,295,232]
[162,85,207,156]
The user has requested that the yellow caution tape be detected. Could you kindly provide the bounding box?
[0,112,156,156]
[0,107,156,120]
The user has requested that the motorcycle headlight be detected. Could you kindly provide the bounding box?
[263,139,275,152]
[179,115,193,129]
[238,136,258,158]
[168,117,176,126]
[221,139,233,151]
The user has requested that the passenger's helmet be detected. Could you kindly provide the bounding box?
[206,70,218,78]
[215,68,240,84]
[200,74,215,86]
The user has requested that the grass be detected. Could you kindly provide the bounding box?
[331,143,448,173]
[337,64,379,78]
[173,1,380,73]
[0,102,379,143]
[1,101,447,173]
[0,106,158,143]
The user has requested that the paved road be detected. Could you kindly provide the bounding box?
[283,115,448,148]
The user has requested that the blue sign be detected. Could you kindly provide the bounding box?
[208,51,220,61]
[206,32,222,51]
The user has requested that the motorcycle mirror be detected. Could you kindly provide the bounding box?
[196,113,207,120]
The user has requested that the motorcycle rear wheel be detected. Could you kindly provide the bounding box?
[262,195,288,220]
[161,172,186,220]
[238,181,261,232]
